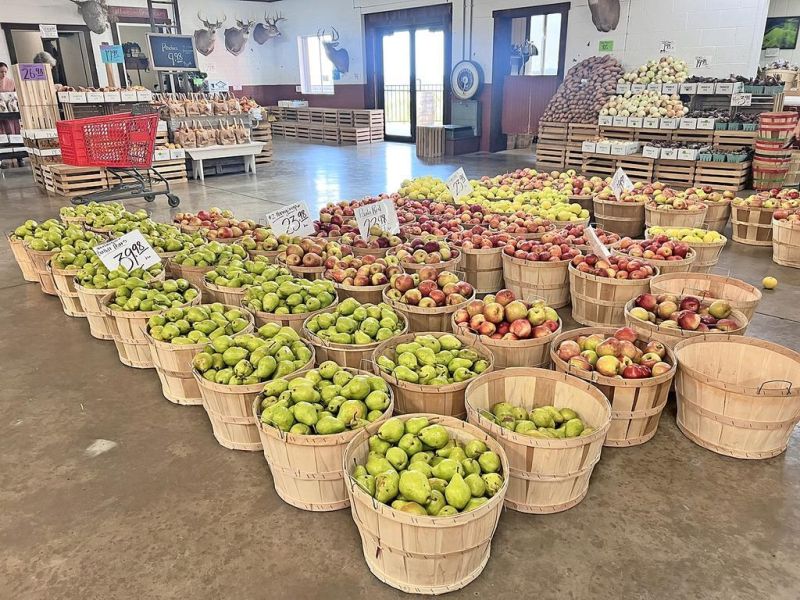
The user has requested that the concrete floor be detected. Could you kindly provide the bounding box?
[1,139,799,600]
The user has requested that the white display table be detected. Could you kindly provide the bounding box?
[184,142,265,182]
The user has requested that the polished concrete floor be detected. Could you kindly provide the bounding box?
[1,140,799,600]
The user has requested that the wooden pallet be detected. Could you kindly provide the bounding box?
[416,126,445,157]
[108,159,188,190]
[308,124,325,141]
[323,127,340,144]
[255,150,274,164]
[296,109,311,123]
[535,143,567,169]
[271,122,285,136]
[565,142,583,168]
[655,159,696,186]
[635,129,673,144]
[309,108,338,125]
[283,123,298,138]
[283,108,298,122]
[538,121,568,142]
[671,129,714,145]
[598,126,636,141]
[295,123,310,139]
[340,127,372,145]
[713,129,757,150]
[567,123,599,142]
[32,164,46,189]
[353,110,384,128]
[370,130,385,143]
[693,161,751,191]
[581,153,654,182]
[338,110,354,126]
[48,164,108,198]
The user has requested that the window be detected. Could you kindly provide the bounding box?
[298,34,335,95]
[525,13,562,76]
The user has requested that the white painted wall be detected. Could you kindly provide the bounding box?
[761,0,800,65]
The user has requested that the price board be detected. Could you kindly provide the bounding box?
[146,33,198,71]
[446,167,473,201]
[354,199,400,239]
[695,56,710,69]
[94,230,160,272]
[100,45,124,64]
[265,202,315,237]
[611,167,634,200]
[19,64,46,81]
[730,93,752,107]
[584,226,612,259]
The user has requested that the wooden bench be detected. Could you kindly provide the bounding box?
[184,143,265,182]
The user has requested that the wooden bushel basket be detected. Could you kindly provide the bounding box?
[146,304,255,406]
[60,214,88,226]
[550,328,676,447]
[102,285,203,369]
[612,246,697,275]
[772,218,800,268]
[24,245,58,295]
[465,368,610,512]
[395,252,461,277]
[167,258,213,289]
[382,288,474,334]
[253,369,394,511]
[75,284,115,340]
[371,332,494,419]
[202,280,248,306]
[194,345,315,451]
[343,414,509,595]
[501,254,570,308]
[458,246,504,294]
[303,310,408,369]
[685,238,726,272]
[593,198,646,238]
[644,204,708,229]
[351,245,391,258]
[569,263,658,327]
[703,200,732,233]
[49,261,85,317]
[674,336,800,459]
[731,205,774,246]
[649,272,762,321]
[243,295,339,333]
[247,248,280,261]
[624,297,748,349]
[451,312,561,369]
[7,233,38,282]
[331,280,388,306]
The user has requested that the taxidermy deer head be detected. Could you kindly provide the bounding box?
[225,19,256,56]
[254,13,287,45]
[69,0,111,34]
[588,0,621,33]
[318,27,350,74]
[194,13,226,57]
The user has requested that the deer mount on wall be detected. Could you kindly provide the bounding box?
[588,0,621,33]
[254,13,287,45]
[225,19,256,56]
[69,0,112,34]
[318,27,349,74]
[194,13,226,57]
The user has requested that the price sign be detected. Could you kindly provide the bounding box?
[19,64,46,81]
[39,24,58,39]
[94,230,160,272]
[731,93,753,107]
[584,226,612,259]
[446,167,473,201]
[100,45,124,64]
[599,40,614,52]
[659,40,675,54]
[695,56,710,69]
[265,202,315,237]
[611,167,634,200]
[354,199,400,239]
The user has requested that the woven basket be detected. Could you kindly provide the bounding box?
[772,218,800,268]
[167,258,213,289]
[7,233,38,282]
[49,262,85,317]
[395,252,461,276]
[501,254,570,308]
[593,198,645,237]
[550,327,676,447]
[458,246,504,294]
[703,200,732,233]
[75,284,115,340]
[674,336,800,459]
[465,368,611,512]
[731,205,774,246]
[343,414,509,595]
[649,272,762,321]
[611,246,697,275]
[202,280,248,306]
[243,295,340,333]
[331,280,388,306]
[645,204,708,229]
[569,263,658,327]
[23,245,58,295]
[382,288,474,334]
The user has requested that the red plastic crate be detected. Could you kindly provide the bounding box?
[57,113,159,168]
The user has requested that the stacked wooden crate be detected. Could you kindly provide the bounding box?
[251,121,274,164]
[268,107,384,146]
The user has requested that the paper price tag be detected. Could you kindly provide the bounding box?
[695,56,710,69]
[94,230,160,272]
[611,167,634,200]
[446,167,473,201]
[100,45,124,64]
[731,93,752,107]
[19,64,46,81]
[584,226,612,259]
[354,199,400,239]
[265,202,315,237]
[659,40,675,54]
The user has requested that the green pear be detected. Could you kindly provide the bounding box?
[426,490,446,515]
[290,423,311,435]
[407,462,432,478]
[444,473,471,510]
[464,473,486,497]
[367,409,383,422]
[463,497,489,512]
[482,473,504,497]
[437,505,459,516]
[418,425,449,449]
[478,451,501,474]
[464,439,488,459]
[416,335,441,353]
[397,501,428,516]
[405,416,429,435]
[369,434,392,456]
[410,451,434,464]
[437,334,461,351]
[355,472,376,496]
[511,406,529,421]
[365,390,390,412]
[315,415,346,435]
[515,420,536,434]
[337,399,367,424]
[398,433,423,456]
[428,477,447,494]
[435,439,456,457]
[378,417,405,443]
[491,402,515,419]
[292,402,319,426]
[399,470,431,505]
[565,418,585,438]
[560,407,578,421]
[386,447,409,471]
[447,447,467,463]
[462,458,481,476]
[270,406,295,432]
[431,458,463,482]
[375,470,400,504]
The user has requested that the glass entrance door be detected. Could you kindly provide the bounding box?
[381,30,411,139]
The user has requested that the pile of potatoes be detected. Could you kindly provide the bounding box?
[540,55,624,123]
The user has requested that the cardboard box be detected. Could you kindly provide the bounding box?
[660,117,679,129]
[616,83,631,94]
[627,117,644,128]
[121,90,138,102]
[68,91,87,103]
[85,91,104,102]
[581,141,597,153]
[153,149,171,162]
[611,141,640,155]
[598,115,613,126]
[697,83,715,95]
[647,83,662,94]
[715,81,744,95]
[662,83,679,95]
[680,83,698,95]
[696,118,715,130]
[169,148,186,159]
[660,148,679,159]
[677,148,699,161]
[631,84,646,93]
[643,117,661,129]
[642,145,661,159]
[595,141,612,154]
[679,117,698,130]
[612,115,629,127]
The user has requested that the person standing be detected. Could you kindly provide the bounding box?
[0,62,23,168]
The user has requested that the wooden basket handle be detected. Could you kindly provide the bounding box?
[757,380,793,395]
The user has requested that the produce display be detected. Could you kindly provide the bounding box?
[75,257,164,290]
[90,210,151,233]
[482,401,593,438]
[281,238,351,268]
[13,220,102,251]
[502,237,581,262]
[376,334,488,384]
[259,362,391,434]
[474,169,605,197]
[237,228,282,253]
[570,254,657,279]
[389,238,458,266]
[397,176,450,201]
[385,270,474,307]
[447,227,513,250]
[540,55,624,123]
[619,57,689,84]
[305,298,404,344]
[645,227,725,244]
[51,245,98,270]
[204,260,291,289]
[615,237,692,261]
[59,201,125,221]
[191,326,313,385]
[646,194,706,212]
[173,208,258,239]
[555,326,672,378]
[629,294,741,332]
[600,91,687,119]
[681,187,734,205]
[351,416,504,515]
[339,229,404,250]
[107,278,199,312]
[453,291,559,340]
[773,207,800,222]
[593,181,667,203]
[487,214,555,235]
[171,241,249,267]
[735,189,800,209]
[111,221,204,254]
[323,255,402,287]
[556,224,620,247]
[401,218,464,239]
[147,304,251,344]
[241,277,336,315]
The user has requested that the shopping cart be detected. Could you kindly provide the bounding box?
[56,107,180,207]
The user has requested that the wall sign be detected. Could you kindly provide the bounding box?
[146,34,199,71]
[265,202,315,237]
[39,25,58,39]
[354,199,400,239]
[695,56,710,69]
[599,40,614,52]
[659,40,675,53]
[100,45,124,64]
[94,230,160,271]
[19,64,46,81]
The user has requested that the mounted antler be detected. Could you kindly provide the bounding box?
[266,13,286,27]
[330,27,339,42]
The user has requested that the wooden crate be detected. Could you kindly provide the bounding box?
[655,159,696,187]
[323,126,340,145]
[671,129,714,145]
[567,123,599,142]
[616,155,654,182]
[271,122,285,136]
[308,124,325,141]
[48,164,108,198]
[599,126,636,141]
[295,123,310,139]
[338,110,354,126]
[309,108,325,123]
[713,129,757,150]
[353,110,384,128]
[296,109,311,122]
[694,161,751,191]
[416,126,445,157]
[581,153,616,178]
[283,123,298,138]
[32,164,46,189]
[255,149,274,164]
[785,150,800,186]
[340,127,371,145]
[635,129,673,144]
[535,143,567,169]
[565,142,583,168]
[538,121,568,142]
[283,108,298,122]
[370,128,384,143]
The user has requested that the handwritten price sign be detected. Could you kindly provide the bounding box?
[584,226,612,259]
[611,167,634,200]
[695,56,710,69]
[354,199,400,239]
[446,167,473,201]
[19,64,46,81]
[266,202,315,237]
[94,230,160,272]
[100,45,124,64]
[730,93,752,107]
[659,40,675,54]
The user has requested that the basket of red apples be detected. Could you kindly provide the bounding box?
[387,237,461,275]
[324,254,403,305]
[501,237,581,308]
[400,216,463,240]
[339,228,404,258]
[612,237,696,274]
[624,293,748,348]
[448,226,513,293]
[556,224,620,253]
[593,182,667,238]
[173,208,231,233]
[278,239,352,280]
[452,289,561,368]
[486,214,556,239]
[772,207,800,268]
[383,269,474,333]
[644,196,707,229]
[550,325,676,447]
[568,254,658,327]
